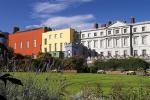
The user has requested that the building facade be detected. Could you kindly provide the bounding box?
[8,27,48,57]
[81,19,150,60]
[64,42,89,58]
[42,28,76,57]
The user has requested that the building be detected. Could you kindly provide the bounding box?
[8,27,49,58]
[42,28,76,58]
[80,18,150,60]
[64,42,89,58]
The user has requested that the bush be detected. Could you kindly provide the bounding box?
[93,58,150,72]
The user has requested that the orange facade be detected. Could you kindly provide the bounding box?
[8,28,47,56]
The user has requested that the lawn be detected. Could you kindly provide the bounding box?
[9,72,150,95]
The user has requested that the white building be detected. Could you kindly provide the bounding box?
[80,18,150,60]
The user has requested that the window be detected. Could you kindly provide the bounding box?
[142,49,146,56]
[94,40,98,48]
[82,34,85,38]
[115,30,119,34]
[26,40,29,48]
[108,51,111,57]
[142,35,147,45]
[67,50,71,57]
[133,36,138,45]
[82,41,85,45]
[133,28,137,32]
[55,43,57,51]
[134,50,138,56]
[123,37,128,46]
[100,39,104,48]
[44,48,47,53]
[108,39,112,47]
[49,44,51,52]
[49,35,51,39]
[115,38,119,47]
[100,32,103,36]
[88,33,91,37]
[20,41,22,48]
[142,27,145,32]
[60,43,63,51]
[44,39,47,45]
[123,50,127,57]
[115,51,119,56]
[87,41,91,48]
[14,43,16,49]
[60,33,63,38]
[33,40,36,48]
[94,32,97,36]
[54,34,57,39]
[124,29,127,33]
[108,30,111,35]
[100,52,104,56]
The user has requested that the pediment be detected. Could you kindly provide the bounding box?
[108,21,127,28]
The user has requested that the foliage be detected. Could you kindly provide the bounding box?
[0,73,23,100]
[93,58,150,72]
[63,57,89,73]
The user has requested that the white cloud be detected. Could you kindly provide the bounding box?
[33,2,67,14]
[41,14,94,30]
[28,0,95,30]
[27,14,95,30]
[32,0,94,18]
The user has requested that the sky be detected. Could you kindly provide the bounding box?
[0,0,150,33]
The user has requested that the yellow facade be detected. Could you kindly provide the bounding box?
[42,28,76,53]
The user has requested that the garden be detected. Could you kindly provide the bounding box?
[0,49,150,99]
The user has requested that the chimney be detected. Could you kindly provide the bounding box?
[108,21,112,25]
[13,27,20,33]
[94,23,99,29]
[131,17,136,23]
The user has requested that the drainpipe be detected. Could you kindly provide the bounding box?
[129,25,133,56]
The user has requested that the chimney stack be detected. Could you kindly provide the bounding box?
[131,17,136,23]
[13,27,20,33]
[94,23,99,29]
[108,21,112,25]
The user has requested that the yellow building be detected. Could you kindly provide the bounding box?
[42,28,76,53]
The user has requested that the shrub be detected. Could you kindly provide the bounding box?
[93,58,150,72]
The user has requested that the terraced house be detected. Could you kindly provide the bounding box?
[8,27,49,58]
[81,17,150,60]
[42,28,76,58]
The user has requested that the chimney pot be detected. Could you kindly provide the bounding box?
[94,23,99,29]
[13,27,20,33]
[131,17,136,23]
[108,21,112,25]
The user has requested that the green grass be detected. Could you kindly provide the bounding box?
[8,72,150,95]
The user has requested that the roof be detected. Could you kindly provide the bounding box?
[81,20,150,33]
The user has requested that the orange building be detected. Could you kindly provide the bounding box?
[8,27,49,57]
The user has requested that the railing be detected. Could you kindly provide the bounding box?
[87,55,150,62]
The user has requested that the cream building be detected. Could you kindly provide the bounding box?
[81,19,150,60]
[42,28,76,53]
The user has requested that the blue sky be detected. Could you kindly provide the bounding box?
[0,0,150,32]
